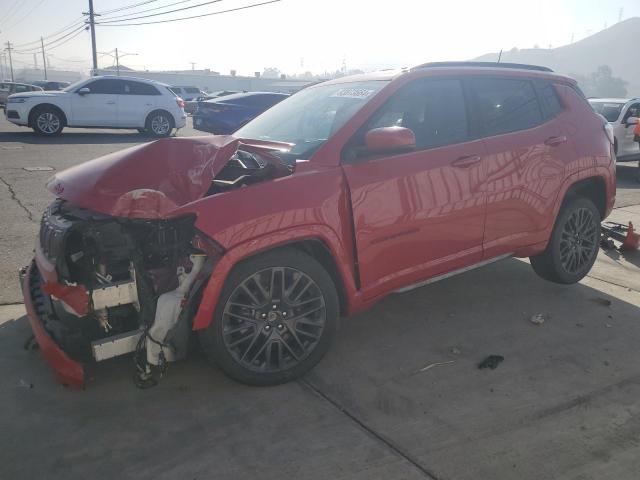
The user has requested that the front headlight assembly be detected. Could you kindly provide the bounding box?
[7,97,27,104]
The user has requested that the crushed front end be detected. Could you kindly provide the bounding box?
[21,199,218,389]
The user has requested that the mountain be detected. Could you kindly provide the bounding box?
[473,17,640,96]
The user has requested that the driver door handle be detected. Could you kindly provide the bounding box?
[451,155,481,168]
[544,135,567,147]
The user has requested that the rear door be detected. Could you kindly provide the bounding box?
[342,77,487,297]
[119,80,160,127]
[470,76,574,258]
[70,79,121,126]
[619,102,640,157]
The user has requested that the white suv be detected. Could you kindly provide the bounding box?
[4,76,187,137]
[589,98,640,162]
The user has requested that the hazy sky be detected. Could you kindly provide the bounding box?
[1,0,640,75]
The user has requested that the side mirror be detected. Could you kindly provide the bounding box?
[364,126,416,155]
[626,116,639,126]
[77,87,90,95]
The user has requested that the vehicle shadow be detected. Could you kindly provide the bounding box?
[617,164,639,187]
[0,130,148,145]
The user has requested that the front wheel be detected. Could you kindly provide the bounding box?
[198,248,339,386]
[145,110,174,137]
[32,107,64,135]
[530,197,601,284]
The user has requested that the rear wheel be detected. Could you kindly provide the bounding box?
[32,107,64,135]
[530,197,600,284]
[198,248,339,386]
[145,110,174,137]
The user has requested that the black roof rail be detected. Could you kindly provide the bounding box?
[411,61,553,73]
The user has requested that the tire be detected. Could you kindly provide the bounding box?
[530,197,601,284]
[198,248,339,386]
[31,106,64,135]
[145,110,174,137]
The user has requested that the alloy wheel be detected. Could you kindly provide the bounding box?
[37,112,60,134]
[151,114,170,135]
[559,207,598,274]
[221,267,327,373]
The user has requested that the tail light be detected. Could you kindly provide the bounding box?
[604,122,615,145]
[176,97,185,109]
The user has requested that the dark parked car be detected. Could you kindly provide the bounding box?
[31,80,71,91]
[21,62,615,389]
[184,90,240,114]
[192,91,288,134]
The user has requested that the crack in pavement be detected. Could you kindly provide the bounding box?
[299,378,441,480]
[0,176,36,223]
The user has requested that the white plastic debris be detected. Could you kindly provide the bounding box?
[530,313,545,325]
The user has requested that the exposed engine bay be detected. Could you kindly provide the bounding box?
[29,144,293,387]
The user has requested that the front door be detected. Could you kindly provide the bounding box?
[70,78,121,126]
[342,78,487,298]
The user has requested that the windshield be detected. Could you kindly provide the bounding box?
[62,79,87,92]
[589,101,625,122]
[235,80,389,161]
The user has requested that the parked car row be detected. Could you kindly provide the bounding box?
[184,90,240,114]
[0,82,44,109]
[19,62,616,388]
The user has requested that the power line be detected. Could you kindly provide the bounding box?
[98,0,160,15]
[2,0,48,33]
[13,17,85,48]
[99,0,194,21]
[96,0,282,26]
[97,0,224,24]
[14,25,86,53]
[0,1,24,27]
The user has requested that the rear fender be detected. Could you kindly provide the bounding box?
[192,225,359,330]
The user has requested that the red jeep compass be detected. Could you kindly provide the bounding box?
[21,62,616,388]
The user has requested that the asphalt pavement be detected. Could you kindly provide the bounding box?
[1,117,640,479]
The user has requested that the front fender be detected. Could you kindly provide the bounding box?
[191,224,359,330]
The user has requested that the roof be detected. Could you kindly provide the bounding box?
[412,61,554,72]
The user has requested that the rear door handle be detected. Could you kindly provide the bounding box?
[106,101,116,105]
[451,155,481,168]
[544,135,567,147]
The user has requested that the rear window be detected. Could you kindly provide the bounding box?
[589,101,625,122]
[471,77,543,136]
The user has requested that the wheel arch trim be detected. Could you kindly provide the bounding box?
[191,225,359,330]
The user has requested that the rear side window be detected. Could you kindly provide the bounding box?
[124,81,160,95]
[367,78,469,150]
[536,81,563,119]
[85,79,123,94]
[471,78,543,136]
[185,87,200,93]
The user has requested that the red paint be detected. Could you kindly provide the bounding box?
[22,264,85,389]
[30,65,616,362]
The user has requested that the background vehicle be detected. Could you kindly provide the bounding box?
[21,63,615,389]
[31,80,71,91]
[170,85,205,101]
[192,91,288,134]
[184,90,240,114]
[589,98,640,161]
[0,82,43,109]
[5,75,186,137]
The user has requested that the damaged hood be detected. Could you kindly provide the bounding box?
[47,136,242,219]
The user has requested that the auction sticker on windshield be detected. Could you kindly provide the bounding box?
[331,88,375,99]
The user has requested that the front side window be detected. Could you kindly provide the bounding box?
[364,78,469,150]
[85,79,123,94]
[471,78,543,136]
[185,87,200,93]
[623,103,640,121]
[234,80,388,161]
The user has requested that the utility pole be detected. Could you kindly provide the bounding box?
[116,47,119,76]
[0,54,4,81]
[5,42,14,82]
[33,53,38,69]
[84,0,99,75]
[190,62,196,71]
[41,37,47,79]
